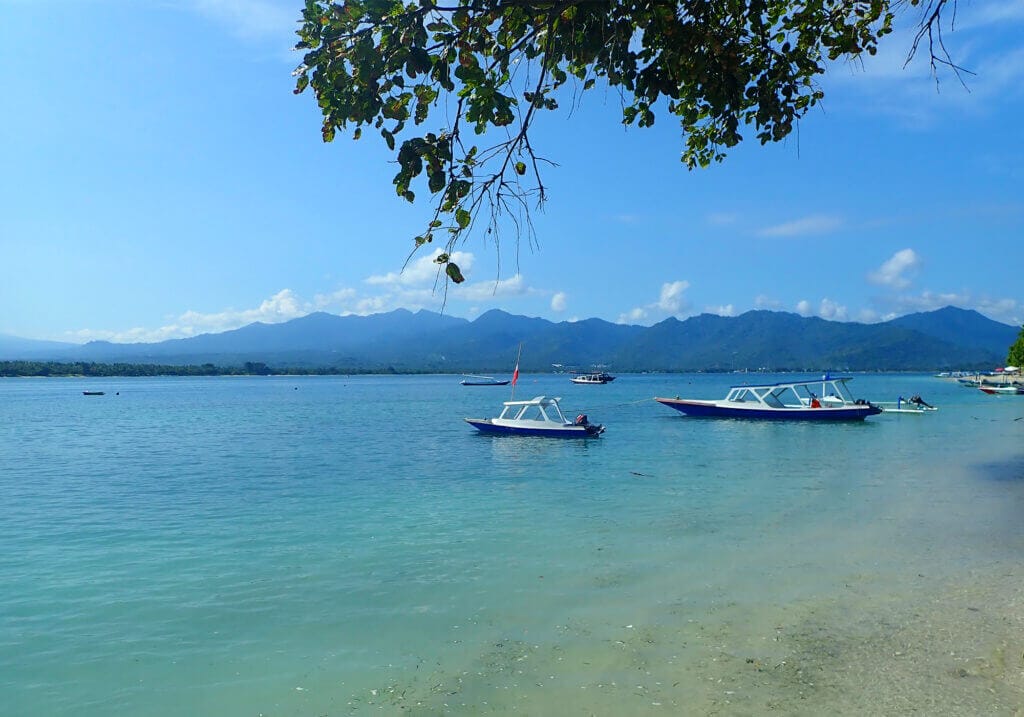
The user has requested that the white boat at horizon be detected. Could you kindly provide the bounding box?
[570,371,615,385]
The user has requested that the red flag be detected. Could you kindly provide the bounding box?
[512,363,519,386]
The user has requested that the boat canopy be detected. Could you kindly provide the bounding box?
[497,396,570,424]
[724,376,857,409]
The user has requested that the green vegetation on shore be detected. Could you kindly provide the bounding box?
[0,361,430,378]
[1008,326,1024,366]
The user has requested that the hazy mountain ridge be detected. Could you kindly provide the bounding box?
[1,306,1016,371]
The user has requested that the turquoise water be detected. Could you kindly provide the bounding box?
[2,374,1022,715]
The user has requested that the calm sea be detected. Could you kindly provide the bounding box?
[2,373,1022,715]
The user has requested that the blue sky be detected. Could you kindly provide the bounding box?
[2,0,1022,343]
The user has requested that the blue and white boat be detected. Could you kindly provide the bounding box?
[460,374,510,386]
[655,375,881,421]
[465,395,605,437]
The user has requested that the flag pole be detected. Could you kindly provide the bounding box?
[510,342,522,401]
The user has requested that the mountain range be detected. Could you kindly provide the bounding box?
[1,306,1018,372]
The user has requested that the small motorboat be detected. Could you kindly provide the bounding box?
[877,395,938,413]
[655,374,881,421]
[460,374,510,386]
[465,395,605,437]
[979,385,1024,395]
[82,391,105,396]
[570,371,615,384]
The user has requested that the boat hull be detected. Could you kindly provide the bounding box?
[461,380,510,386]
[654,398,881,421]
[464,418,603,437]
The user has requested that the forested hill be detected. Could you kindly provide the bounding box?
[1,306,1016,372]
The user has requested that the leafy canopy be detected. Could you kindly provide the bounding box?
[293,0,956,283]
[1009,326,1024,367]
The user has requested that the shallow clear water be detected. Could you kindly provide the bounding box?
[2,374,1022,715]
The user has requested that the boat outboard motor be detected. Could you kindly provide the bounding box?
[575,413,588,426]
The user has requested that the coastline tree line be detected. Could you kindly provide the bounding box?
[0,361,419,378]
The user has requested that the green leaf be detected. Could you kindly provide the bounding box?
[455,208,471,228]
[514,161,526,176]
[445,262,465,283]
[434,252,449,264]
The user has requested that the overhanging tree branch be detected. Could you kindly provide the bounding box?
[293,0,963,287]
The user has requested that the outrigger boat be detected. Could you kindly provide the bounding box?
[465,396,605,437]
[655,375,881,421]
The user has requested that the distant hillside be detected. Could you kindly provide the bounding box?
[887,306,1018,355]
[0,306,1014,371]
[0,334,77,359]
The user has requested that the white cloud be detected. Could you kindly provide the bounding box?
[754,294,783,310]
[657,280,690,313]
[366,249,475,288]
[619,280,691,324]
[758,215,843,238]
[826,6,1024,125]
[354,295,389,315]
[817,298,848,321]
[191,0,296,40]
[868,248,921,288]
[67,288,315,343]
[707,304,736,317]
[454,274,528,302]
[880,291,1023,325]
[857,308,881,323]
[617,307,649,325]
[313,287,358,309]
[551,292,568,312]
[793,297,848,320]
[963,0,1024,27]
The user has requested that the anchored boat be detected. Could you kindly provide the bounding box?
[570,371,616,385]
[460,374,510,386]
[465,395,605,437]
[655,375,881,421]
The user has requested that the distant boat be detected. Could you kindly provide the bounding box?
[979,385,1024,395]
[465,395,605,437]
[655,375,882,421]
[570,371,615,385]
[82,391,105,396]
[460,374,510,386]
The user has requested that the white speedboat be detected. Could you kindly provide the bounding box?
[465,395,605,437]
[570,371,615,384]
[655,375,881,421]
[460,374,510,386]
